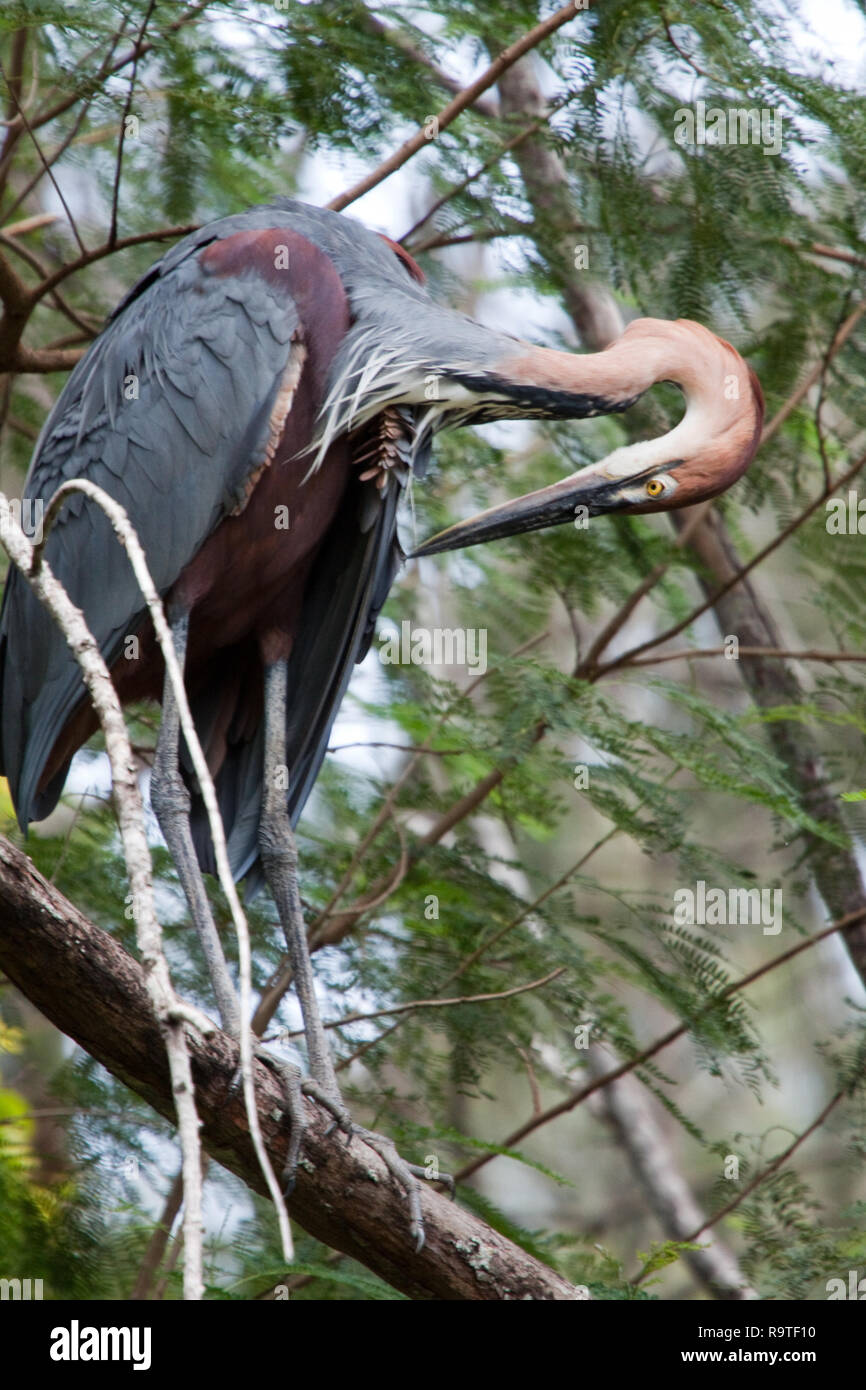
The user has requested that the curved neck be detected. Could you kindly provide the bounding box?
[496,317,762,497]
[499,318,747,420]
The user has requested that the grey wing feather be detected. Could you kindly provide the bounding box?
[0,234,301,827]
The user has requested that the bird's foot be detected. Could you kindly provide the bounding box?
[231,1052,453,1242]
[300,1076,353,1141]
[261,1052,308,1193]
[230,1045,308,1193]
[300,1078,454,1252]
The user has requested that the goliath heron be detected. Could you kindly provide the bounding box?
[0,197,763,1243]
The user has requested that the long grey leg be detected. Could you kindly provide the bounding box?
[258,659,341,1105]
[152,619,309,1187]
[258,658,433,1247]
[151,610,240,1038]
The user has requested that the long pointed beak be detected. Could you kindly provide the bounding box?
[411,460,635,557]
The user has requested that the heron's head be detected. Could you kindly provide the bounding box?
[412,318,764,556]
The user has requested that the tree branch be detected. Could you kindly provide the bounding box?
[598,450,866,678]
[360,12,499,119]
[0,225,197,373]
[0,54,87,256]
[0,839,584,1302]
[671,1087,847,1252]
[327,1,594,213]
[0,1,208,163]
[275,966,566,1037]
[453,908,866,1185]
[107,0,157,250]
[617,645,866,667]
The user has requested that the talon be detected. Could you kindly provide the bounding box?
[301,1077,428,1246]
[253,1047,307,1192]
[302,1077,353,1138]
[406,1161,456,1198]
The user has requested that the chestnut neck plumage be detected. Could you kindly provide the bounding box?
[495,317,764,502]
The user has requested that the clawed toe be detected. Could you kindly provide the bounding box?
[404,1161,456,1200]
[254,1055,449,1248]
[352,1124,430,1251]
[301,1077,353,1140]
[252,1047,307,1194]
[300,1082,430,1247]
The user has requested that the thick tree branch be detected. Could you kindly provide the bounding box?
[0,838,583,1302]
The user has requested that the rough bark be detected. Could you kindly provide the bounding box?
[0,836,584,1302]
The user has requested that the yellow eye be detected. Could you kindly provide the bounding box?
[645,478,665,498]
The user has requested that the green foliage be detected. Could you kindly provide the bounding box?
[1,0,865,1302]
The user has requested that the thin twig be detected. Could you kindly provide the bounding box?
[327,2,594,213]
[673,1087,847,1251]
[30,224,199,305]
[615,645,866,669]
[578,497,713,676]
[2,212,59,236]
[130,1170,184,1300]
[274,966,566,1038]
[761,300,866,444]
[0,492,206,1299]
[361,12,499,119]
[0,2,209,147]
[779,237,866,271]
[32,479,295,1265]
[336,831,617,1073]
[595,450,866,679]
[815,290,857,491]
[1,77,102,230]
[453,908,866,1184]
[0,55,87,255]
[401,93,578,245]
[108,0,157,250]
